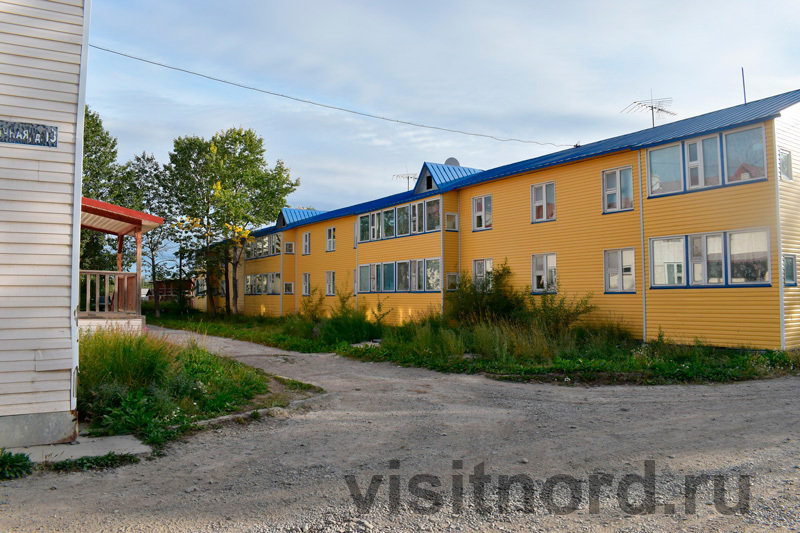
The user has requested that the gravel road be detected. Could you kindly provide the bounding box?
[1,327,799,532]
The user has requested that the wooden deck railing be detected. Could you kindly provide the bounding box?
[79,270,139,315]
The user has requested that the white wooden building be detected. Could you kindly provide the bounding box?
[0,0,91,447]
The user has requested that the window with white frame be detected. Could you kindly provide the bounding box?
[326,227,336,251]
[725,126,766,183]
[648,144,683,195]
[353,222,358,249]
[651,237,685,286]
[603,167,634,212]
[370,212,381,240]
[689,233,724,285]
[254,275,263,294]
[274,234,282,255]
[382,263,395,291]
[396,206,410,236]
[396,261,410,291]
[472,195,492,230]
[268,273,281,294]
[370,263,381,292]
[686,136,721,189]
[284,282,294,295]
[446,273,459,291]
[784,255,797,286]
[411,202,424,233]
[604,248,635,292]
[425,258,441,291]
[532,253,557,292]
[358,265,371,293]
[301,273,310,296]
[302,232,310,255]
[285,241,294,254]
[410,259,425,292]
[325,271,336,296]
[425,199,441,231]
[473,258,493,288]
[383,209,395,238]
[244,275,252,295]
[358,215,370,242]
[531,182,555,222]
[445,213,458,231]
[245,241,252,259]
[780,149,793,181]
[728,229,769,284]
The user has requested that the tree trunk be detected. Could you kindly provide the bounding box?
[224,259,231,314]
[231,246,240,315]
[205,237,217,317]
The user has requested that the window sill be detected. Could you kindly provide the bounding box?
[472,227,492,233]
[648,176,768,199]
[530,219,556,225]
[604,291,636,294]
[649,283,772,290]
[530,290,557,295]
[602,208,634,215]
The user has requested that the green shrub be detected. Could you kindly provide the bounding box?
[318,289,380,345]
[0,449,33,480]
[446,261,529,322]
[47,452,139,472]
[527,290,596,338]
[299,286,326,322]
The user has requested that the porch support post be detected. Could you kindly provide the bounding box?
[116,234,124,272]
[135,226,142,315]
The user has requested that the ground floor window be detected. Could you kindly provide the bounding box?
[302,273,310,296]
[325,271,336,296]
[604,248,635,292]
[473,258,493,289]
[532,253,557,292]
[785,254,797,286]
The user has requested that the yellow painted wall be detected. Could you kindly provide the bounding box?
[778,105,800,348]
[641,121,781,348]
[458,151,645,337]
[245,245,283,317]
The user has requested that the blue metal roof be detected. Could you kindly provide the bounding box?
[438,88,800,192]
[423,162,483,186]
[281,207,326,224]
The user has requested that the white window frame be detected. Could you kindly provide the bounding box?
[784,254,797,286]
[301,273,310,296]
[472,194,492,230]
[370,212,381,240]
[425,198,441,232]
[647,142,683,196]
[381,262,396,292]
[425,258,441,292]
[396,260,410,291]
[649,236,686,287]
[284,282,294,295]
[302,232,310,255]
[396,205,411,236]
[358,214,371,242]
[284,241,295,254]
[411,202,424,234]
[358,265,371,293]
[685,135,721,190]
[326,226,336,252]
[603,248,636,293]
[531,182,556,223]
[688,232,725,286]
[727,228,770,285]
[369,263,380,292]
[602,166,634,213]
[473,258,493,287]
[445,212,458,231]
[446,273,459,291]
[780,148,793,181]
[382,208,395,239]
[325,271,336,296]
[723,124,767,184]
[531,253,557,293]
[410,259,425,292]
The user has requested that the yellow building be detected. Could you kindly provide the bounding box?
[196,89,800,349]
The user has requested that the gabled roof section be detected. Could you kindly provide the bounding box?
[439,88,800,192]
[81,197,163,236]
[413,162,482,194]
[277,207,326,228]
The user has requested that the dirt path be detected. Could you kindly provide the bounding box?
[1,327,799,532]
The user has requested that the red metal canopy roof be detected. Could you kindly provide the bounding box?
[81,197,164,236]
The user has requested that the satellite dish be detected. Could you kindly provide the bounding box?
[444,157,460,167]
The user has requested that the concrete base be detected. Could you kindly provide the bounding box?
[78,314,145,334]
[6,434,151,463]
[0,411,77,449]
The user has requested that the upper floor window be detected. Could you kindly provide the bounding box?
[689,233,724,285]
[532,253,557,293]
[531,182,555,222]
[472,195,492,230]
[411,202,424,233]
[358,215,370,242]
[285,241,294,254]
[370,212,381,240]
[648,144,682,196]
[785,255,797,286]
[686,136,720,189]
[425,199,441,231]
[725,126,766,183]
[383,208,395,238]
[780,149,793,181]
[302,232,310,255]
[445,213,458,231]
[603,167,633,213]
[326,227,335,251]
[396,206,410,236]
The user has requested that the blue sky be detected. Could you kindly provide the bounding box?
[86,0,800,214]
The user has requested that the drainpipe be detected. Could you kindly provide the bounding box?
[638,150,647,342]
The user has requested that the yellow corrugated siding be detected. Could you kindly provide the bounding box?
[777,104,800,348]
[641,120,781,348]
[245,253,282,316]
[458,151,645,337]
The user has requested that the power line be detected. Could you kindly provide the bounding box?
[89,44,572,147]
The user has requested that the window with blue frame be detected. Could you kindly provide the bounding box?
[603,167,634,212]
[604,248,635,292]
[382,263,395,291]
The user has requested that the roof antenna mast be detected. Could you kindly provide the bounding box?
[741,67,747,104]
[393,168,415,191]
[621,91,677,128]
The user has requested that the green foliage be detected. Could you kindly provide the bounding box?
[446,261,529,322]
[299,286,326,323]
[0,449,33,480]
[527,290,597,338]
[46,452,139,473]
[318,289,381,345]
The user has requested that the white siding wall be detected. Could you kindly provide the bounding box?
[777,103,800,349]
[0,0,88,417]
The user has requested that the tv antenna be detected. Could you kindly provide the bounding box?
[621,94,676,128]
[393,172,416,191]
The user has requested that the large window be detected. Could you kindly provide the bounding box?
[725,126,766,183]
[382,263,395,291]
[396,206,410,236]
[383,209,395,238]
[686,136,720,189]
[359,215,370,242]
[425,199,441,231]
[326,227,335,251]
[651,237,685,286]
[785,255,797,286]
[531,182,555,222]
[603,167,633,212]
[302,273,310,296]
[780,149,793,181]
[425,258,441,291]
[472,195,492,230]
[358,265,370,293]
[302,232,310,255]
[325,271,336,296]
[532,253,557,292]
[728,229,769,284]
[689,233,724,285]
[648,144,682,195]
[397,261,410,291]
[604,248,635,292]
[473,258,493,287]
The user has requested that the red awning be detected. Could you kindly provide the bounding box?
[81,197,164,236]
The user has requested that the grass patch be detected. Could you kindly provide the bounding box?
[0,449,33,480]
[273,375,325,393]
[45,452,140,473]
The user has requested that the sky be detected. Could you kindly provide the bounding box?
[85,0,800,214]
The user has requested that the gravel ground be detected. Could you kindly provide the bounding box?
[1,326,799,532]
